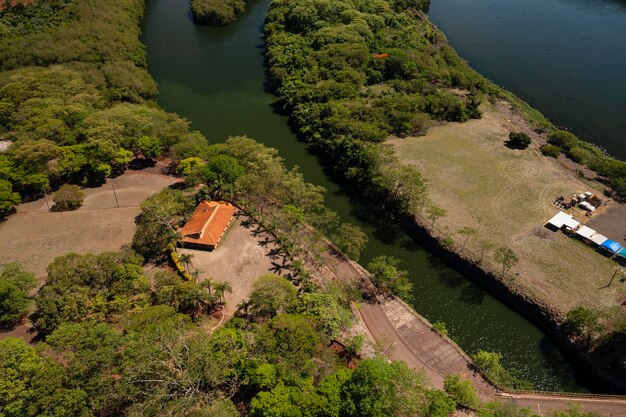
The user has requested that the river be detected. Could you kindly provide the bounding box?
[142,0,588,391]
[429,0,626,160]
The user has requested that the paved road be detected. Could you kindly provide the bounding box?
[358,299,626,416]
[322,250,626,416]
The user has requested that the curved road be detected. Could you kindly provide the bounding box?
[324,250,626,416]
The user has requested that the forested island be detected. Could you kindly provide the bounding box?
[191,0,247,26]
[0,0,624,415]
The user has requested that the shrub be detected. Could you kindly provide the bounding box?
[508,132,531,149]
[52,184,84,211]
[472,350,533,390]
[565,306,600,337]
[432,321,448,336]
[540,144,561,158]
[548,130,578,151]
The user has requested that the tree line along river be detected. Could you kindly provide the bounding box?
[141,0,622,392]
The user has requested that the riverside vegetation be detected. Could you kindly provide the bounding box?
[191,0,247,26]
[0,0,610,415]
[264,0,626,391]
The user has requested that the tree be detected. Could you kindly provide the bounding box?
[426,204,446,229]
[478,240,495,264]
[179,253,194,273]
[508,132,531,149]
[135,135,162,159]
[213,281,233,304]
[295,292,343,338]
[425,390,456,417]
[331,223,367,261]
[494,246,519,277]
[457,226,477,251]
[367,255,413,300]
[0,263,37,329]
[443,374,480,409]
[248,274,296,319]
[472,350,532,390]
[52,184,85,211]
[0,337,91,417]
[342,358,428,417]
[0,179,20,216]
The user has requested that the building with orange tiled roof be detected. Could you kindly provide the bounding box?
[179,201,236,250]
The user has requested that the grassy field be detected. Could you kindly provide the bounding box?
[0,168,179,281]
[389,101,624,315]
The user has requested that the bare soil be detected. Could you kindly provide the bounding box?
[0,169,180,281]
[389,101,625,315]
[179,214,290,320]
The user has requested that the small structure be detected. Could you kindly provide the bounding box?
[179,201,236,251]
[575,225,596,242]
[591,233,608,247]
[546,211,571,230]
[546,211,579,231]
[579,201,595,212]
[600,239,623,256]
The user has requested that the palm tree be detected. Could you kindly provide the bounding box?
[200,278,214,295]
[236,299,252,317]
[181,289,211,319]
[179,253,194,273]
[213,281,233,304]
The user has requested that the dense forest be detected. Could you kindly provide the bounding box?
[0,0,205,215]
[264,0,626,201]
[191,0,247,26]
[0,0,607,416]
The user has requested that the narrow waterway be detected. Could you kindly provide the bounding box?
[142,0,588,391]
[429,0,626,160]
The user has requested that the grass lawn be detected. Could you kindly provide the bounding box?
[389,102,624,315]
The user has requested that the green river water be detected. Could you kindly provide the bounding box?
[142,0,588,391]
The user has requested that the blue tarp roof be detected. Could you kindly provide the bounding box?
[601,239,623,254]
[618,248,626,258]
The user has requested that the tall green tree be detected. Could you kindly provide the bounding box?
[367,255,413,300]
[0,263,36,328]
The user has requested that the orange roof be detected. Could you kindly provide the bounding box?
[372,53,390,59]
[180,201,236,248]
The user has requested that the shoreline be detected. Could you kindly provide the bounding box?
[399,211,624,393]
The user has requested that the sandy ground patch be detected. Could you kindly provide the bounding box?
[0,169,180,281]
[389,102,624,314]
[179,215,289,320]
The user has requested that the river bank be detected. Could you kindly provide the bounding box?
[143,0,594,391]
[262,0,626,392]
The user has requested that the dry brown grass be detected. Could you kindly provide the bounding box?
[0,170,180,281]
[389,102,625,315]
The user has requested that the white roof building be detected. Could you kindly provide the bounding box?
[547,211,573,229]
[591,233,608,246]
[575,225,596,240]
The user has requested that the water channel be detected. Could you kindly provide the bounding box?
[429,0,626,160]
[142,0,588,391]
